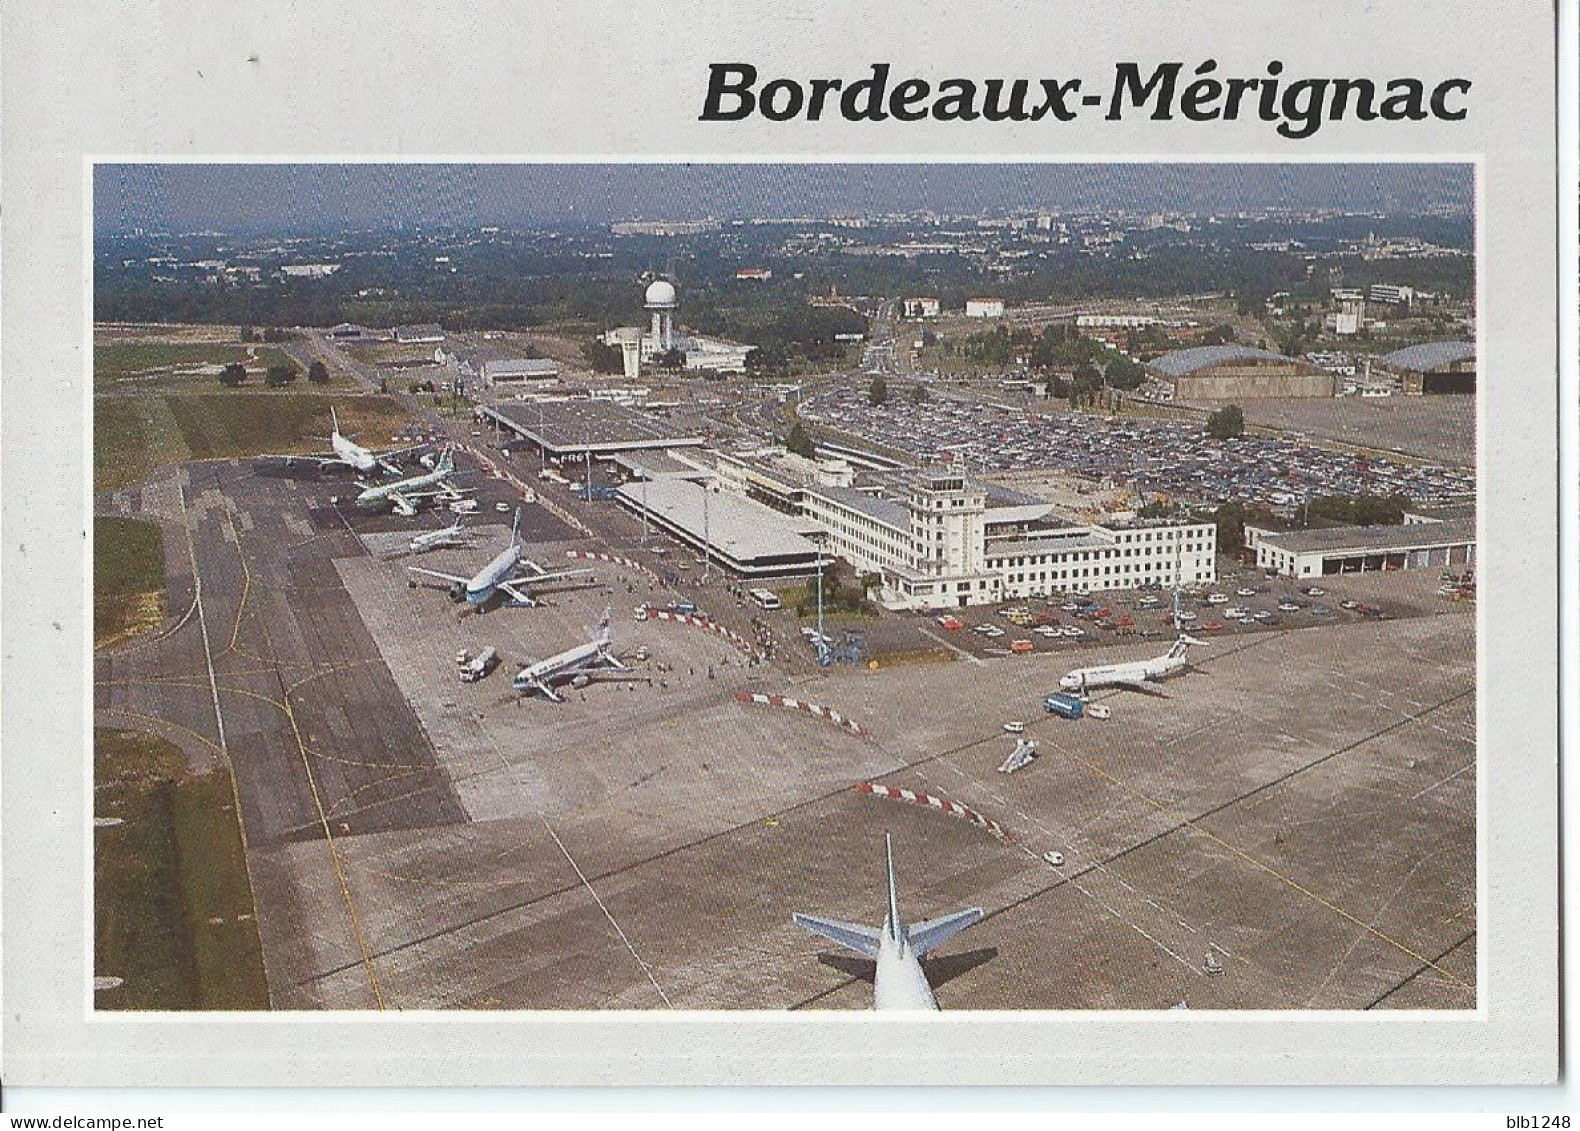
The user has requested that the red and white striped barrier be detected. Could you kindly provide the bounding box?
[565,549,658,579]
[653,610,760,656]
[735,690,867,737]
[856,781,1014,844]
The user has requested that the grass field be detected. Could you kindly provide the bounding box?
[94,392,414,492]
[94,728,269,1011]
[95,342,293,392]
[94,516,169,650]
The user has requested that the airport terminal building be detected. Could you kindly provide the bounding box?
[710,449,1217,608]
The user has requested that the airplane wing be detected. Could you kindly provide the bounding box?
[373,444,432,473]
[495,580,538,607]
[509,567,590,586]
[905,907,984,957]
[387,490,418,517]
[407,566,469,585]
[1109,674,1169,696]
[519,677,563,703]
[792,913,881,959]
[258,452,339,469]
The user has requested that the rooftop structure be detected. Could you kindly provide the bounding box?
[1379,341,1475,372]
[1148,345,1296,377]
[479,399,705,458]
[613,479,825,578]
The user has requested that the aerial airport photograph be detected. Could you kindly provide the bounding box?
[90,163,1477,1012]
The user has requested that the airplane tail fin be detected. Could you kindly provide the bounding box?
[330,405,340,437]
[511,506,521,544]
[793,835,981,961]
[885,833,903,942]
[593,606,613,647]
[438,446,455,474]
[1171,634,1205,657]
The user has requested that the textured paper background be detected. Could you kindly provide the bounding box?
[0,0,1557,1085]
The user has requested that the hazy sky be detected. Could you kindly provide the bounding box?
[94,163,1473,235]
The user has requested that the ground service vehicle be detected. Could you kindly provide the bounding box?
[1044,692,1084,719]
[460,646,499,683]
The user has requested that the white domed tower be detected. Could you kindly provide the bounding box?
[644,278,677,352]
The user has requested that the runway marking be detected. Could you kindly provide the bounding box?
[1409,761,1474,801]
[94,706,224,755]
[917,625,984,666]
[276,667,389,1011]
[172,475,272,1005]
[924,759,1234,972]
[1034,727,1475,993]
[470,710,674,1009]
[322,768,434,820]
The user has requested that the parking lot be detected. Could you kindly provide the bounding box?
[799,383,1474,508]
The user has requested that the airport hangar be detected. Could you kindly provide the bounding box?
[1246,517,1476,578]
[1372,340,1477,395]
[1148,344,1337,400]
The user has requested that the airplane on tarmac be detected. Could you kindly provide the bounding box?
[353,447,468,517]
[407,506,588,610]
[794,834,983,1011]
[510,609,635,700]
[1058,633,1205,696]
[263,406,427,476]
[406,515,474,555]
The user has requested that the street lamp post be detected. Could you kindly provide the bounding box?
[702,484,711,583]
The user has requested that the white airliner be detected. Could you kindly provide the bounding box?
[406,515,473,555]
[407,507,588,610]
[353,447,467,517]
[264,406,426,476]
[794,834,983,1011]
[1058,633,1205,696]
[511,609,631,699]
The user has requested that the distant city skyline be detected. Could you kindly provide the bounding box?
[95,163,1472,237]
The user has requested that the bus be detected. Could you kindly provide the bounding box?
[748,587,782,610]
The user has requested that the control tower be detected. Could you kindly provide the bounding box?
[645,279,677,352]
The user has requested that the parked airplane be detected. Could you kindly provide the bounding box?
[1058,634,1205,696]
[511,609,632,700]
[407,507,587,610]
[353,447,467,516]
[264,406,426,476]
[407,515,474,555]
[794,834,983,1011]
